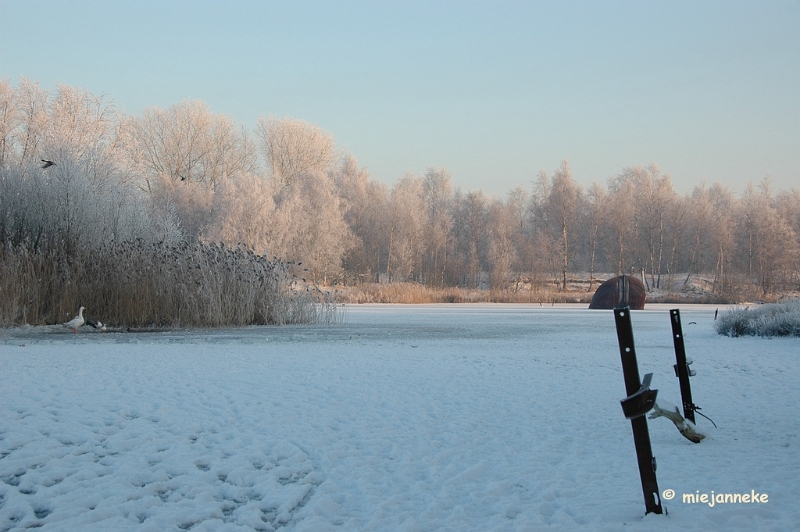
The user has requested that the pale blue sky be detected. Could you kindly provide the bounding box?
[1,0,798,196]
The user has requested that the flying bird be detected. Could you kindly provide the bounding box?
[41,159,56,169]
[63,306,86,333]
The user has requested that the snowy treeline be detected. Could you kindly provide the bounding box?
[1,80,799,319]
[359,161,799,300]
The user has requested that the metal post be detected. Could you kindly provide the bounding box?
[614,307,663,515]
[670,309,696,423]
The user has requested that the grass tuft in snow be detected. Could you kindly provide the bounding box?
[715,299,800,337]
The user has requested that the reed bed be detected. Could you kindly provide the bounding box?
[335,282,591,305]
[0,240,340,328]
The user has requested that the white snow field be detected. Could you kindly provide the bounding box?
[1,304,798,531]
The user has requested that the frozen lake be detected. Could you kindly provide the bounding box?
[1,304,798,531]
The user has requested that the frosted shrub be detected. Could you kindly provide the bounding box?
[0,152,175,252]
[715,300,800,337]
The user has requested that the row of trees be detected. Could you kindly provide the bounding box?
[2,79,798,303]
[338,161,799,299]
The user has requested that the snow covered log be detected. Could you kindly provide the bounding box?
[649,402,705,443]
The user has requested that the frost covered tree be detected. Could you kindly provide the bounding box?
[773,189,800,289]
[452,190,489,288]
[256,116,338,193]
[385,173,426,282]
[422,167,454,286]
[605,171,639,275]
[501,186,536,288]
[331,154,389,281]
[585,182,607,291]
[487,197,519,290]
[623,164,675,289]
[680,184,716,285]
[204,172,276,255]
[737,179,799,295]
[45,84,117,161]
[0,80,179,252]
[124,100,257,240]
[126,100,257,192]
[268,170,354,284]
[44,153,178,250]
[0,79,19,167]
[13,78,49,166]
[704,183,737,295]
[538,161,583,290]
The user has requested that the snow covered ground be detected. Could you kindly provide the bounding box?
[1,304,798,531]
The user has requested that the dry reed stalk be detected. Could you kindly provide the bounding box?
[0,239,339,327]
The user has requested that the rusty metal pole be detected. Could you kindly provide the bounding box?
[670,309,696,423]
[614,307,663,515]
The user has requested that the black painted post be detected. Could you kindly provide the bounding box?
[670,309,696,423]
[614,307,663,515]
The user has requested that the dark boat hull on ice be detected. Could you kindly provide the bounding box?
[589,275,646,310]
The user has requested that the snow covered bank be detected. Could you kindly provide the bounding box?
[1,304,798,530]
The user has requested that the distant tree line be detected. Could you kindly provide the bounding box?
[1,80,798,317]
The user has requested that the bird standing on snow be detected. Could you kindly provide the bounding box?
[63,306,86,333]
[86,317,106,331]
[41,159,56,169]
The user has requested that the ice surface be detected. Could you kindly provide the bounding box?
[1,304,798,530]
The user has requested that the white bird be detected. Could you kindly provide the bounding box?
[63,306,86,333]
